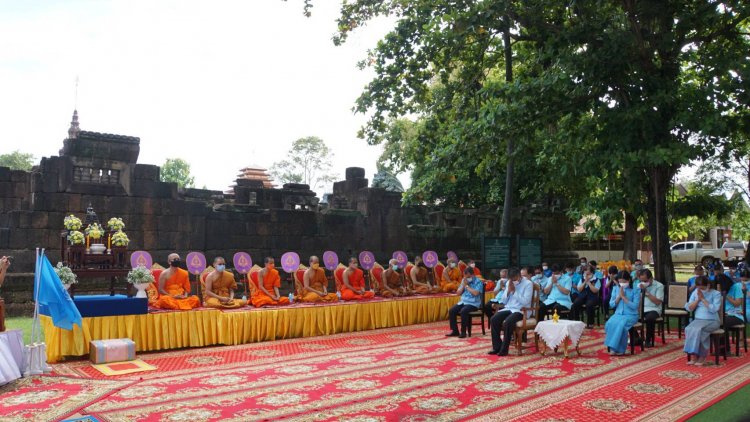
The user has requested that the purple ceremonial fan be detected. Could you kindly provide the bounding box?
[280,252,300,273]
[130,251,153,270]
[233,252,253,274]
[186,252,207,275]
[422,250,439,269]
[447,250,459,262]
[323,251,339,271]
[359,251,376,270]
[392,251,408,267]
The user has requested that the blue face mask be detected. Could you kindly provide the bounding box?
[216,264,226,272]
[392,265,399,271]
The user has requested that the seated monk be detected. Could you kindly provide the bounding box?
[381,259,413,298]
[440,258,461,293]
[204,256,247,309]
[154,253,201,310]
[341,257,375,300]
[410,256,439,294]
[301,256,338,302]
[252,257,291,307]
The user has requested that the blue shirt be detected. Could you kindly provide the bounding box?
[457,277,484,308]
[725,270,741,284]
[609,285,640,316]
[543,269,552,278]
[687,276,699,289]
[686,288,721,321]
[544,274,573,308]
[725,282,745,319]
[577,277,601,298]
[502,278,534,316]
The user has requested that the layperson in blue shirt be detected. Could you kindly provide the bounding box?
[570,265,601,328]
[488,268,533,356]
[604,271,641,356]
[724,269,748,326]
[635,269,664,347]
[531,266,550,302]
[684,276,722,366]
[686,265,705,293]
[446,267,485,338]
[542,262,552,278]
[538,264,573,318]
[565,263,582,302]
[725,262,740,284]
[630,259,645,280]
[602,265,619,317]
[483,268,508,319]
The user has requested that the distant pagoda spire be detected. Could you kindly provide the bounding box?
[68,109,80,139]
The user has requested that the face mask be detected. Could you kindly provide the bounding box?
[620,282,629,288]
[542,266,548,271]
[215,264,225,272]
[513,280,520,286]
[469,263,476,268]
[581,262,586,266]
[700,286,709,291]
[267,263,275,270]
[567,271,573,276]
[170,259,181,267]
[311,263,319,270]
[635,264,643,270]
[450,263,456,268]
[392,265,399,271]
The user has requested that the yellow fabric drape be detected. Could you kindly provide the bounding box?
[41,295,460,363]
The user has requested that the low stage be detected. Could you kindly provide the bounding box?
[40,294,462,362]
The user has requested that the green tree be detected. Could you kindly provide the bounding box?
[269,136,338,192]
[160,158,195,188]
[0,150,34,171]
[333,1,750,284]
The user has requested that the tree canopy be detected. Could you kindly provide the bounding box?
[0,150,35,171]
[160,158,195,189]
[269,136,338,192]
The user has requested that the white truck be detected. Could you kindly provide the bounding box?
[670,241,731,266]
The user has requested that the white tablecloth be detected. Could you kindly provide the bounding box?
[535,320,586,349]
[0,330,24,386]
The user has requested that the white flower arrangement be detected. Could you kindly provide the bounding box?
[127,265,154,285]
[85,223,105,240]
[63,215,82,231]
[107,217,125,232]
[67,230,85,245]
[112,230,130,247]
[55,262,78,285]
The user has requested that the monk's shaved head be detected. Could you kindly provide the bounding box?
[168,253,180,263]
[310,256,319,264]
[213,256,225,265]
[389,259,398,266]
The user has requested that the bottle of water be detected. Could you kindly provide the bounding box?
[241,295,247,302]
[288,292,294,303]
[336,291,342,299]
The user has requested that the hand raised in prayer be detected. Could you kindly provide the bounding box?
[0,256,9,270]
[174,294,186,299]
[696,288,704,300]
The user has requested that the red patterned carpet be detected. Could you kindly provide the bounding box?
[4,322,749,421]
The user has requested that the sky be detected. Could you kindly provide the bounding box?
[0,0,404,194]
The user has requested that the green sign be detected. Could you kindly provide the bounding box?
[518,237,543,267]
[483,237,512,269]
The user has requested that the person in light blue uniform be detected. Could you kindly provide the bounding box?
[725,262,740,284]
[604,271,641,356]
[542,262,552,278]
[538,264,573,318]
[483,268,508,319]
[488,267,533,356]
[684,276,722,365]
[531,266,550,303]
[570,265,601,328]
[724,269,748,326]
[687,265,705,293]
[630,259,645,281]
[566,263,582,301]
[602,265,618,317]
[446,267,484,338]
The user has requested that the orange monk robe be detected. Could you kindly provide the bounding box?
[341,268,375,300]
[251,268,291,307]
[380,270,412,298]
[204,271,248,309]
[154,268,201,310]
[412,266,439,294]
[301,268,339,302]
[440,267,461,293]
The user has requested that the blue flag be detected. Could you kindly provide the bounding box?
[36,253,82,330]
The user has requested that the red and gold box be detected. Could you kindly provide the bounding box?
[89,338,136,364]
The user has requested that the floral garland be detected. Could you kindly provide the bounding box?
[63,215,82,231]
[67,230,85,245]
[112,231,130,247]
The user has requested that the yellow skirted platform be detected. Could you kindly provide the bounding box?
[41,294,462,363]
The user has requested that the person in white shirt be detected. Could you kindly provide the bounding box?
[488,268,533,356]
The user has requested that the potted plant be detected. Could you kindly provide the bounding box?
[63,215,82,231]
[67,230,85,246]
[54,262,78,290]
[127,265,155,298]
[111,231,130,247]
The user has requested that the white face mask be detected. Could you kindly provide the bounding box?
[542,266,548,271]
[620,282,629,288]
[469,263,475,268]
[513,280,520,286]
[450,263,456,268]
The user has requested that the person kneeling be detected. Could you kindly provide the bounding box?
[604,271,640,356]
[684,276,721,366]
[154,253,201,310]
[446,268,484,338]
[488,268,533,356]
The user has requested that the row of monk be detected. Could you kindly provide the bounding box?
[148,253,484,310]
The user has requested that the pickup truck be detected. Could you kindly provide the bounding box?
[721,241,747,262]
[670,241,730,266]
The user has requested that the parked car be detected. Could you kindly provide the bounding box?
[670,241,731,266]
[721,240,747,262]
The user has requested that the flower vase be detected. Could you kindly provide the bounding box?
[134,283,150,298]
[63,283,71,291]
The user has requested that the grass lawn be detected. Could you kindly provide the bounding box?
[5,317,40,345]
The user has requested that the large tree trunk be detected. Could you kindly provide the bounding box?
[623,211,638,261]
[499,19,514,237]
[645,165,675,284]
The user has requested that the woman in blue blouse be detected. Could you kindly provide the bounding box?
[604,271,641,356]
[684,276,722,366]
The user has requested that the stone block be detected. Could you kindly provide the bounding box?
[345,167,366,180]
[0,228,9,248]
[42,171,59,193]
[134,164,160,181]
[0,166,10,181]
[282,183,311,191]
[0,182,13,197]
[10,170,28,183]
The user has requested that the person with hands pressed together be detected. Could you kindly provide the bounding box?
[446,267,484,338]
[570,265,601,328]
[604,271,641,356]
[538,264,573,319]
[0,256,10,287]
[488,267,533,356]
[684,276,722,366]
[635,269,663,347]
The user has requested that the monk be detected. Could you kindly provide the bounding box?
[341,257,375,300]
[252,257,291,307]
[301,256,338,302]
[381,259,413,298]
[410,256,439,294]
[154,253,201,310]
[204,256,247,309]
[440,258,462,293]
